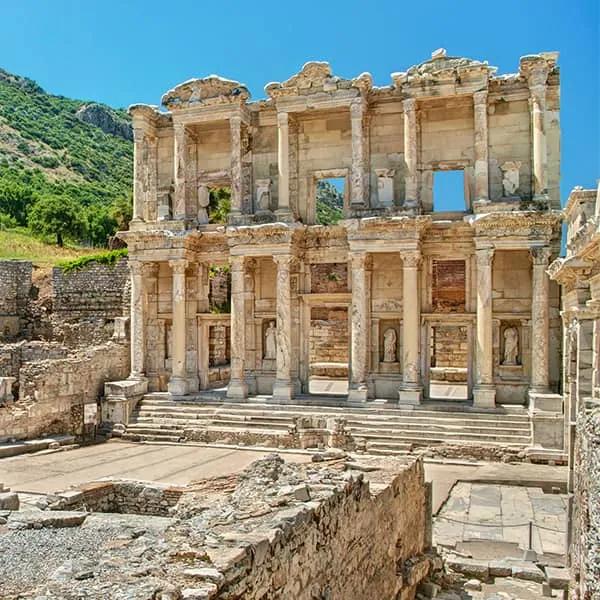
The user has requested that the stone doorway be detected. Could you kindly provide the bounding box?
[307,306,349,396]
[425,323,471,401]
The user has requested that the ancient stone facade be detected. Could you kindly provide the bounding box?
[121,50,562,421]
[549,184,600,599]
[0,261,33,339]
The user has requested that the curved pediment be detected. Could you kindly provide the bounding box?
[161,76,250,110]
[392,49,496,87]
[265,61,372,99]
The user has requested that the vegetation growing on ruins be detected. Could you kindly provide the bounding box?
[315,180,343,225]
[58,248,128,273]
[0,68,133,247]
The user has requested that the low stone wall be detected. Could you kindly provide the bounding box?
[52,258,129,320]
[0,341,129,441]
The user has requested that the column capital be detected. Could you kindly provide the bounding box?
[168,259,188,274]
[132,127,146,143]
[350,97,366,119]
[173,121,186,135]
[349,252,370,270]
[530,246,552,266]
[403,97,417,113]
[229,113,242,127]
[144,262,159,278]
[277,111,289,127]
[475,247,495,267]
[473,90,488,106]
[273,254,295,269]
[129,260,144,277]
[230,255,246,271]
[400,249,421,268]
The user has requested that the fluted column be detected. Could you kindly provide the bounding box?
[128,260,146,379]
[474,247,496,407]
[132,129,145,222]
[229,115,243,219]
[227,256,248,399]
[349,252,370,402]
[399,250,422,404]
[350,99,369,208]
[272,255,296,402]
[168,259,188,396]
[173,122,187,220]
[403,98,418,208]
[276,111,292,219]
[473,91,489,202]
[530,247,551,393]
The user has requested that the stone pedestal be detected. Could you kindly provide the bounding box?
[473,386,496,408]
[399,250,422,405]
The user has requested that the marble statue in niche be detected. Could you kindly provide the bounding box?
[500,161,521,198]
[382,328,397,363]
[255,179,272,214]
[502,326,519,365]
[198,184,210,224]
[264,321,277,360]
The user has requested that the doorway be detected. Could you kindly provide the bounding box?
[428,324,469,400]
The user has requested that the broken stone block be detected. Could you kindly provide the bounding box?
[545,566,569,590]
[511,563,545,583]
[488,559,512,577]
[0,492,19,511]
[445,556,489,580]
[464,579,482,591]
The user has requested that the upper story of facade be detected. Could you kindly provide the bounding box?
[128,50,560,232]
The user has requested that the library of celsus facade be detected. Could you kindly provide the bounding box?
[121,49,563,415]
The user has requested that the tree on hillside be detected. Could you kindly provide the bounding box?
[0,180,38,225]
[27,195,84,246]
[110,191,133,231]
[84,205,118,247]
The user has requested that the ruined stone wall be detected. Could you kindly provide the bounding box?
[52,258,129,320]
[310,307,348,365]
[209,268,230,309]
[0,341,129,441]
[570,404,600,599]
[0,341,69,379]
[0,260,33,339]
[310,262,348,293]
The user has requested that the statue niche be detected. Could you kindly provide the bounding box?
[262,320,277,371]
[379,325,400,374]
[502,326,519,366]
[383,328,397,362]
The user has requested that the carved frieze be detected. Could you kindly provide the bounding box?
[162,76,250,110]
[470,211,562,241]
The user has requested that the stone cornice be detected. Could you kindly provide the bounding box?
[341,215,431,242]
[226,222,305,248]
[468,210,562,242]
[548,256,595,287]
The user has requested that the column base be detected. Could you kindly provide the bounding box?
[398,385,422,406]
[473,386,496,408]
[274,208,294,223]
[272,379,300,404]
[168,376,188,397]
[226,379,248,401]
[348,385,368,403]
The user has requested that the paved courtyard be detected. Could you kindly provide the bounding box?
[434,481,568,560]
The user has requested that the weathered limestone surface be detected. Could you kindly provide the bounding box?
[0,455,432,600]
[549,184,600,599]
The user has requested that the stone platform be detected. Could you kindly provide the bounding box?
[121,391,539,461]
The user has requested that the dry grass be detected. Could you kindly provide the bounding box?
[0,229,96,267]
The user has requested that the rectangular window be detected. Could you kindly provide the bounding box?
[315,178,344,225]
[432,170,466,212]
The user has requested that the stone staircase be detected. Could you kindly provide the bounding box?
[122,393,532,457]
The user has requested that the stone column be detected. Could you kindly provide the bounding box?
[528,68,549,199]
[229,115,243,219]
[530,247,551,393]
[227,256,248,399]
[403,98,418,208]
[168,259,188,396]
[128,260,146,379]
[399,250,422,404]
[350,99,369,208]
[147,135,158,221]
[132,129,145,222]
[473,91,489,202]
[173,122,187,220]
[474,247,496,407]
[349,252,370,402]
[272,255,296,402]
[275,111,292,220]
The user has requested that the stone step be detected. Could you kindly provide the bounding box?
[346,422,530,436]
[121,432,182,443]
[129,417,292,432]
[351,430,530,444]
[125,426,185,436]
[133,403,530,426]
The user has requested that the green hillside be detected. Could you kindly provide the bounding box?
[0,67,133,248]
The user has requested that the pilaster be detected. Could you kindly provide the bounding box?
[349,252,370,402]
[473,247,496,407]
[399,249,422,405]
[227,256,248,399]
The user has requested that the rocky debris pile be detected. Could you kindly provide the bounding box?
[0,454,431,599]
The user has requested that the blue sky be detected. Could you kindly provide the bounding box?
[1,0,598,206]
